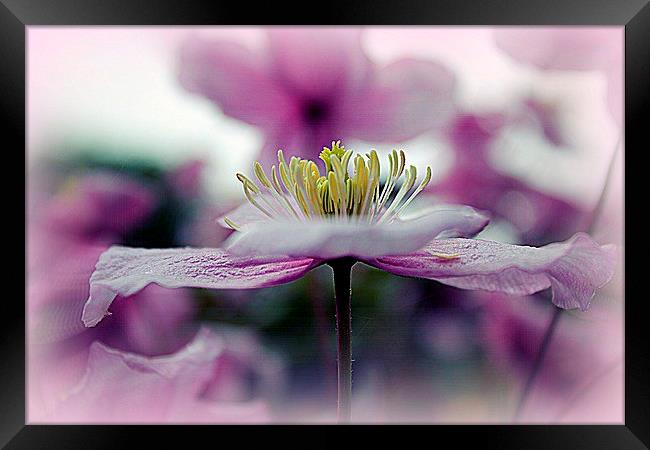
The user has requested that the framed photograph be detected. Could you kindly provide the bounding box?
[4,0,647,446]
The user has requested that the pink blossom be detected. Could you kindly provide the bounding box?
[82,145,615,329]
[37,328,271,423]
[178,28,456,163]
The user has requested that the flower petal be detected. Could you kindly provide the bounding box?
[267,28,371,97]
[225,206,488,259]
[178,36,297,128]
[82,247,319,327]
[343,58,456,142]
[395,203,490,239]
[364,233,615,310]
[51,328,270,423]
[102,284,197,356]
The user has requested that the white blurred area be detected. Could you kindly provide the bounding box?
[28,28,265,200]
[28,27,621,208]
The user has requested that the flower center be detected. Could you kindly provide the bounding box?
[302,99,329,124]
[224,141,432,230]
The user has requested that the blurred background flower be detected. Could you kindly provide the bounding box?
[178,28,456,166]
[46,328,275,423]
[27,26,623,423]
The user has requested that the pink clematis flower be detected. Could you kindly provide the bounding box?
[178,28,456,164]
[44,328,270,423]
[82,142,615,422]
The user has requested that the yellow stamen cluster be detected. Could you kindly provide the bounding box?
[225,141,432,230]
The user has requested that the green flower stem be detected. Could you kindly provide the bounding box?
[329,258,356,423]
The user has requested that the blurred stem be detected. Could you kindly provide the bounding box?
[329,258,356,423]
[514,305,562,420]
[514,136,621,421]
[580,136,621,233]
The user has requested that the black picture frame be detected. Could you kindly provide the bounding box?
[5,0,647,447]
